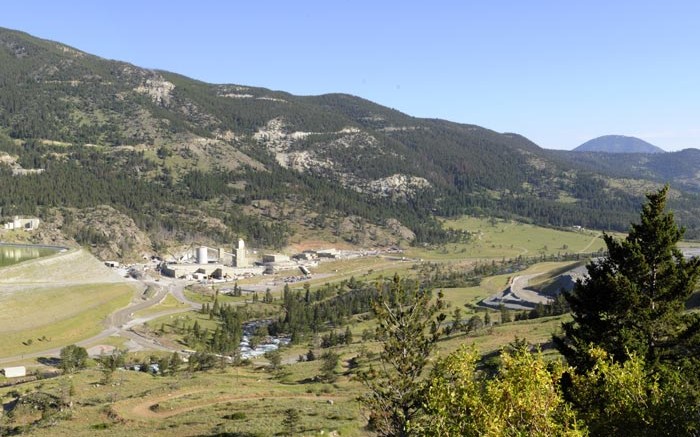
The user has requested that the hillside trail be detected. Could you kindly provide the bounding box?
[578,233,600,253]
[126,390,340,419]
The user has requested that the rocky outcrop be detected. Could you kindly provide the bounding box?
[0,152,45,175]
[364,174,431,199]
[254,119,431,199]
[134,77,175,106]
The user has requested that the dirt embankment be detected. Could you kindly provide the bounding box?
[0,248,124,284]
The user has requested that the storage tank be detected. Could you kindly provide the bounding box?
[197,246,208,264]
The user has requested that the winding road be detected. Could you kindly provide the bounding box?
[481,272,552,311]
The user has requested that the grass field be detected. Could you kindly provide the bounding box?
[405,216,606,260]
[0,312,570,437]
[0,314,570,437]
[0,283,133,357]
[0,249,137,358]
[132,294,187,319]
[437,315,568,357]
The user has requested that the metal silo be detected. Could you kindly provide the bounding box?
[197,246,208,264]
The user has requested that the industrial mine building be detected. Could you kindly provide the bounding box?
[160,239,320,280]
[2,216,40,231]
[161,239,264,279]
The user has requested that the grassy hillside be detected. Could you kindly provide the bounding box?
[0,249,136,358]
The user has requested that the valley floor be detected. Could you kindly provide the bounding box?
[2,216,698,435]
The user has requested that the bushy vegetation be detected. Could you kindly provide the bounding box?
[361,188,700,436]
[58,344,88,374]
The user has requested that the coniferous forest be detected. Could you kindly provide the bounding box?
[2,26,700,257]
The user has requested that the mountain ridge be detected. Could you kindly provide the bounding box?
[2,26,700,259]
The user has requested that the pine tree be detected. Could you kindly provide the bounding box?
[452,307,462,333]
[499,303,512,323]
[358,274,446,437]
[265,350,282,371]
[212,297,220,315]
[282,408,301,436]
[169,352,181,375]
[306,349,316,361]
[264,288,273,303]
[320,351,339,382]
[554,185,700,370]
[344,326,353,345]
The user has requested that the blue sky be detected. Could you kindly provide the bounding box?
[2,1,699,151]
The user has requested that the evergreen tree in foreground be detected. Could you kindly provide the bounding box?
[358,274,446,437]
[554,185,700,370]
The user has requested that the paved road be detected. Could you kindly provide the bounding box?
[481,273,551,310]
[508,273,551,305]
[166,279,201,310]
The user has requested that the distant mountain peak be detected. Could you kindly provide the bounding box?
[574,135,665,154]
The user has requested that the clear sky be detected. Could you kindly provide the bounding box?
[2,1,699,151]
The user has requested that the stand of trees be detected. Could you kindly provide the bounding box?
[269,279,380,342]
[362,188,700,436]
[177,300,244,356]
[419,250,602,290]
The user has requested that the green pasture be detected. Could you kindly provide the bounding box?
[437,315,569,357]
[0,283,134,357]
[406,216,605,261]
[0,249,137,359]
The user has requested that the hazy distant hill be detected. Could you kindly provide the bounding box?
[1,26,700,258]
[547,147,700,193]
[574,135,665,154]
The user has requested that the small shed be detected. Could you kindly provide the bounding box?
[2,366,26,378]
[193,272,207,281]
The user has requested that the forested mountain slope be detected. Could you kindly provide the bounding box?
[1,27,700,259]
[547,148,700,194]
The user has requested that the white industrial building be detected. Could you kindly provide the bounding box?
[161,263,264,279]
[2,216,40,231]
[160,240,263,279]
[262,253,290,263]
